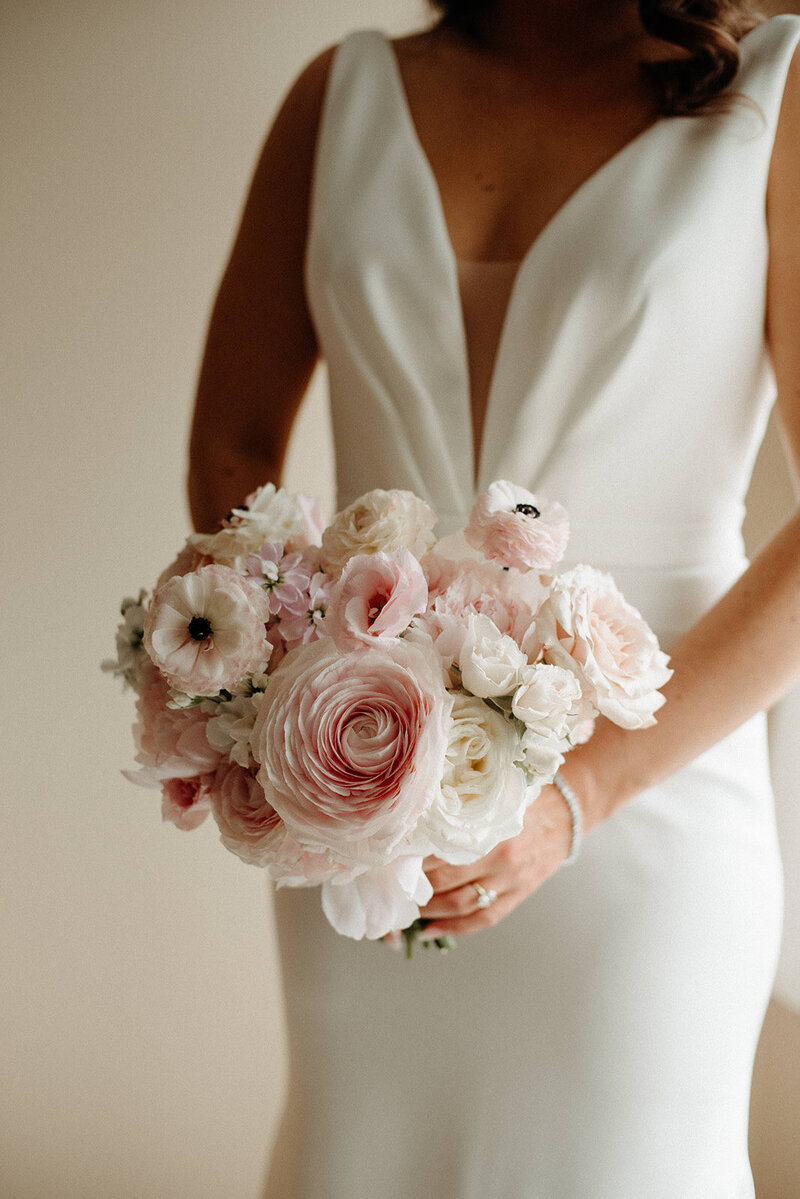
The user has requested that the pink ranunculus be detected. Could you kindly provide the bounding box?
[161,773,215,830]
[210,761,286,866]
[143,564,270,697]
[251,635,453,867]
[536,564,673,730]
[324,549,428,651]
[210,761,362,886]
[465,480,569,571]
[123,662,221,786]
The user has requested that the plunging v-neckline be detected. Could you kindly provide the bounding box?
[376,31,672,490]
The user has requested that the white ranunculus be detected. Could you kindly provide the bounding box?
[417,693,534,865]
[459,613,527,698]
[321,856,433,941]
[143,564,270,698]
[320,489,437,577]
[536,565,672,730]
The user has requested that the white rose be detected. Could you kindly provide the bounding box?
[416,694,535,865]
[512,663,592,739]
[536,565,673,730]
[320,489,437,577]
[516,727,566,780]
[459,613,527,698]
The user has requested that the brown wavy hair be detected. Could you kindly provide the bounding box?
[427,1,767,116]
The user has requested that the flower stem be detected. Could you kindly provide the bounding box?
[400,918,457,959]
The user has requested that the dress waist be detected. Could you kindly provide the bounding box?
[423,508,748,648]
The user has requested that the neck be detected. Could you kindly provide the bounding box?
[466,0,645,69]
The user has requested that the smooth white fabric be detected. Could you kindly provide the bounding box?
[267,17,800,1197]
[456,255,522,478]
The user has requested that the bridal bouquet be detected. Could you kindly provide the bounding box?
[104,480,671,954]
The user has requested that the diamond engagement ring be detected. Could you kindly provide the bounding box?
[473,882,498,909]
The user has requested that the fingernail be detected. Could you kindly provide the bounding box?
[420,927,443,941]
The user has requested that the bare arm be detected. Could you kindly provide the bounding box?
[187,45,337,533]
[567,37,800,829]
[422,41,800,936]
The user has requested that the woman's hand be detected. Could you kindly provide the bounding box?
[416,783,574,941]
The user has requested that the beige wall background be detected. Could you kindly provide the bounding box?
[1,2,798,1196]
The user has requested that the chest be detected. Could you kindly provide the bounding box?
[391,39,665,262]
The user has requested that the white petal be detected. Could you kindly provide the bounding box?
[320,856,432,940]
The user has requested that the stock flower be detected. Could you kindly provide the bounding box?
[143,564,270,697]
[465,480,569,571]
[275,571,331,647]
[246,541,312,616]
[101,592,149,689]
[205,692,262,767]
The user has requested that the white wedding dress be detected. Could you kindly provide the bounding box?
[266,16,800,1197]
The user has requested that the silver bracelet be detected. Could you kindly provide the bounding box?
[552,772,583,866]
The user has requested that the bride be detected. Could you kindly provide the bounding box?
[188,1,800,1195]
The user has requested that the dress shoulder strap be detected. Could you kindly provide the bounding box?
[731,14,800,136]
[307,30,395,235]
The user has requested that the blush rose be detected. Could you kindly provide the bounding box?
[324,549,428,650]
[536,565,672,729]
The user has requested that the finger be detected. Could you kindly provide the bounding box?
[421,892,517,939]
[423,860,479,894]
[420,879,504,921]
[381,930,403,953]
[422,854,449,870]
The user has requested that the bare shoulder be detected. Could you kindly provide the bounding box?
[188,43,340,502]
[274,42,339,141]
[765,34,800,474]
[216,39,341,304]
[240,42,339,216]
